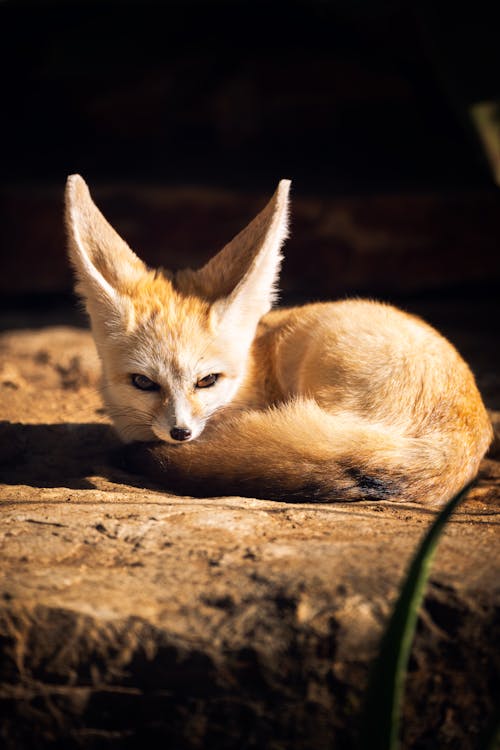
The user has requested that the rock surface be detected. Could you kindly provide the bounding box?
[0,322,499,749]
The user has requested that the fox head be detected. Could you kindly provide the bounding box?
[65,175,290,444]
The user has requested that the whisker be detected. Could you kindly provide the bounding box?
[107,406,156,421]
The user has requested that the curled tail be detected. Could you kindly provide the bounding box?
[124,399,490,504]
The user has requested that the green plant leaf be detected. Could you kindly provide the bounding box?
[357,483,472,750]
[481,712,500,750]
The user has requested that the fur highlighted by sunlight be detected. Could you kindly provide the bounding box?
[65,175,492,504]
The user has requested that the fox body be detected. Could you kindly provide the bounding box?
[65,175,492,504]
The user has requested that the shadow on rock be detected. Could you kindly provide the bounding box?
[0,421,122,489]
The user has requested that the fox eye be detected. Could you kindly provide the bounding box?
[196,373,220,389]
[131,374,160,391]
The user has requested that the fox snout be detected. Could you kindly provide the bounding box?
[170,427,192,442]
[151,399,204,444]
[152,419,199,444]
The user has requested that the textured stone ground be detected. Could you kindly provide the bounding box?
[0,319,499,749]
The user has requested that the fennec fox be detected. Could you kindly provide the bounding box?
[65,175,492,504]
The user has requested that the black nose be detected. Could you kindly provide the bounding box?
[170,427,192,442]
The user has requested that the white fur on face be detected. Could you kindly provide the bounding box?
[98,315,247,444]
[66,174,290,444]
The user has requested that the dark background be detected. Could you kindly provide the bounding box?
[2,1,499,189]
[1,0,499,321]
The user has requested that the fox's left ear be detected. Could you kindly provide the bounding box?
[179,179,291,340]
[65,175,147,320]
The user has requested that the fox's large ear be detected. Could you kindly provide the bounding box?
[65,175,147,318]
[183,179,290,339]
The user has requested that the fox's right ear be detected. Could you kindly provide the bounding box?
[65,175,147,319]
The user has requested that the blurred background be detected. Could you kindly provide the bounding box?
[1,1,499,390]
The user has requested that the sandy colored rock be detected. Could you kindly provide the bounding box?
[0,323,499,749]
